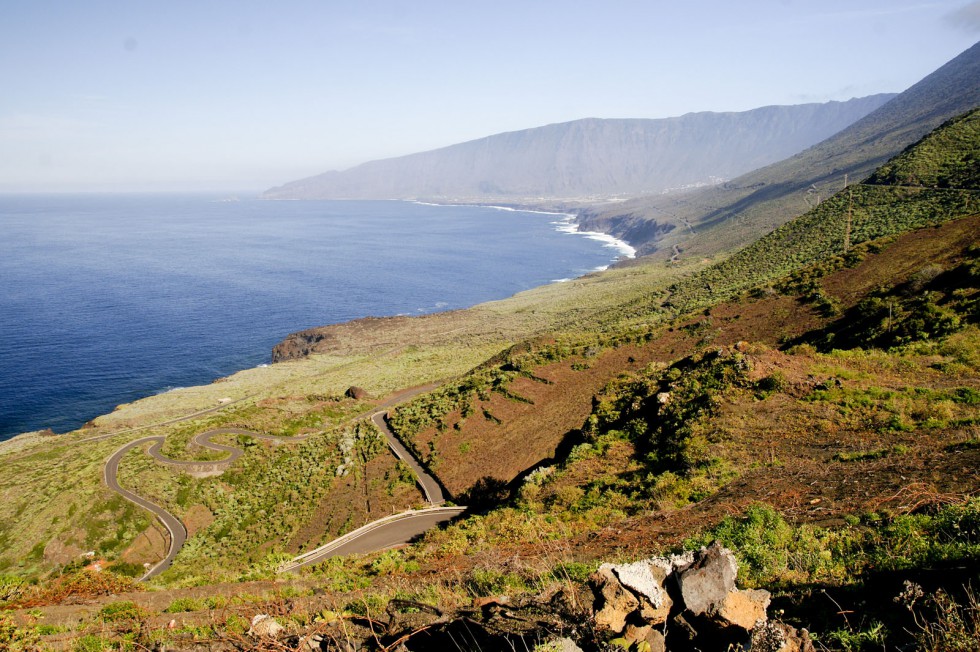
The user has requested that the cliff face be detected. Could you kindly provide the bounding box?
[271,330,334,362]
[264,96,893,202]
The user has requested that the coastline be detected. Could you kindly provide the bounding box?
[408,199,637,270]
[1,197,637,442]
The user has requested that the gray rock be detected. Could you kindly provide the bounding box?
[613,560,671,609]
[676,541,738,616]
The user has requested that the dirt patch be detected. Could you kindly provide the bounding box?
[415,342,682,498]
[119,522,167,567]
[822,214,980,305]
[43,537,85,567]
[183,504,214,538]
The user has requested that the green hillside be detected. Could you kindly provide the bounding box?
[664,108,980,314]
[377,108,980,502]
[0,81,978,652]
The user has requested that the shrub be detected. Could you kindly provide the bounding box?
[910,586,980,652]
[98,600,146,623]
[754,371,787,398]
[73,634,114,652]
[685,504,846,586]
[165,596,206,613]
[0,614,40,651]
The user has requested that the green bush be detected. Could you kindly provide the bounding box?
[98,600,145,623]
[688,499,980,589]
[165,596,206,613]
[73,634,114,652]
[0,614,40,651]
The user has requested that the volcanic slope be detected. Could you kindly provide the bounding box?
[578,40,980,257]
[5,104,979,652]
[383,106,980,501]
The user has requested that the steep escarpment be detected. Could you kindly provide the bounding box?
[264,96,891,202]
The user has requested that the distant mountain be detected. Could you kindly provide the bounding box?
[580,41,980,257]
[263,96,893,201]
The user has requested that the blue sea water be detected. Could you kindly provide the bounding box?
[0,194,630,440]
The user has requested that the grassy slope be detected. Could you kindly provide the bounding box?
[378,108,980,503]
[386,213,980,501]
[1,106,977,584]
[0,101,978,652]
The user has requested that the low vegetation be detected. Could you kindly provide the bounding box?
[0,109,977,651]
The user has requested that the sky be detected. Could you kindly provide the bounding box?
[1,1,978,193]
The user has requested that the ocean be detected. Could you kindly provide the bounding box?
[0,194,632,440]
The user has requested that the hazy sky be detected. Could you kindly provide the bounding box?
[2,1,978,192]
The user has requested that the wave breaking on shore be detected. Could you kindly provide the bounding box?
[408,200,636,269]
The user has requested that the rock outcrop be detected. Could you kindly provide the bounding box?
[345,386,369,400]
[589,541,814,651]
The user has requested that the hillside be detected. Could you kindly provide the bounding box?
[0,99,978,651]
[262,96,892,201]
[577,40,980,256]
[380,107,980,502]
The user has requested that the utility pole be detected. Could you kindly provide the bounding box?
[844,187,853,253]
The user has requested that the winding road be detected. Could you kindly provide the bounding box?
[104,437,187,580]
[102,385,462,580]
[280,506,467,572]
[371,411,446,505]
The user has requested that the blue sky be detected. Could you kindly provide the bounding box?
[1,1,978,192]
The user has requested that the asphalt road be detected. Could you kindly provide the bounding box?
[103,437,188,580]
[101,383,455,579]
[371,411,446,505]
[282,506,467,572]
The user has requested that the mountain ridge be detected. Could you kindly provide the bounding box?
[263,96,893,201]
[578,40,980,256]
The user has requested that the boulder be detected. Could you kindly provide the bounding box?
[612,560,673,625]
[586,543,793,650]
[345,386,369,400]
[676,541,738,616]
[624,624,666,652]
[641,629,667,652]
[590,564,639,633]
[614,560,672,611]
[717,588,771,631]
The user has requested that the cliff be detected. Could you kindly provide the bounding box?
[263,96,893,202]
